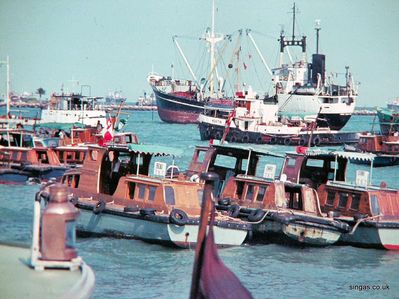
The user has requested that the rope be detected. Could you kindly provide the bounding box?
[349,214,382,235]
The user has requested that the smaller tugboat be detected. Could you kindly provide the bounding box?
[1,184,95,298]
[0,128,67,184]
[280,149,399,250]
[344,132,399,166]
[61,144,250,248]
[198,87,359,146]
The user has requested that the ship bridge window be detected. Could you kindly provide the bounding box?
[350,193,361,210]
[165,186,175,205]
[138,184,146,200]
[148,185,156,201]
[245,184,255,201]
[256,186,267,202]
[370,195,380,215]
[128,182,136,199]
[326,191,335,206]
[338,193,349,209]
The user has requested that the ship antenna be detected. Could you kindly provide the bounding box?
[315,19,321,54]
[292,2,296,41]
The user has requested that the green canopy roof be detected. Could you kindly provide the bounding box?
[213,144,284,158]
[127,144,183,157]
[36,122,86,130]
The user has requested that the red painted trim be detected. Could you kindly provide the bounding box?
[383,244,399,250]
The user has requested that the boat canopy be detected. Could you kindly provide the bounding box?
[38,122,86,130]
[127,144,183,157]
[333,151,375,161]
[213,144,284,158]
[290,149,375,161]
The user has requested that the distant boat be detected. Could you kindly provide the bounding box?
[387,98,399,112]
[377,107,399,135]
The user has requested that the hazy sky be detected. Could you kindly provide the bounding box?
[0,0,398,106]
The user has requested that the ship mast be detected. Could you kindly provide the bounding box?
[315,19,321,54]
[0,56,10,128]
[206,0,223,97]
[279,2,307,66]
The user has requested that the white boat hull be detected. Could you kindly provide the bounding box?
[77,208,248,248]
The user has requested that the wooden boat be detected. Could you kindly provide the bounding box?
[344,132,399,167]
[0,129,67,184]
[61,144,250,248]
[280,149,399,250]
[35,126,139,167]
[193,144,349,246]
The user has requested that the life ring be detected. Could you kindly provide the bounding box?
[269,137,277,144]
[299,138,307,146]
[124,206,140,213]
[218,198,231,206]
[190,174,200,183]
[140,208,156,216]
[70,196,79,206]
[241,134,250,143]
[93,200,106,214]
[283,138,291,145]
[229,135,237,143]
[312,136,321,146]
[256,136,263,144]
[214,131,222,140]
[227,204,240,218]
[169,208,188,226]
[247,209,266,222]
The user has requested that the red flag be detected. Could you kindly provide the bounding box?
[98,118,114,146]
[220,110,236,144]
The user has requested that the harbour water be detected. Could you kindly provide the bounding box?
[1,111,399,299]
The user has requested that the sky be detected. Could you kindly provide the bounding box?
[0,0,398,106]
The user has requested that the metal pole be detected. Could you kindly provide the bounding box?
[246,30,272,76]
[245,149,252,175]
[173,37,198,84]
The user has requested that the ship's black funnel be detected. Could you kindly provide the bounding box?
[311,54,326,84]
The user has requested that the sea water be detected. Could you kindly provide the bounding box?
[0,112,398,299]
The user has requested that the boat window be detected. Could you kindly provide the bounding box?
[21,151,27,161]
[256,186,266,202]
[370,195,380,215]
[74,175,80,188]
[197,189,204,206]
[114,136,121,144]
[196,150,206,163]
[213,155,237,169]
[326,191,335,206]
[66,152,74,161]
[306,158,324,168]
[125,135,132,144]
[12,151,19,161]
[138,184,146,200]
[90,150,98,161]
[245,184,255,201]
[165,186,175,205]
[128,182,136,199]
[148,185,156,201]
[338,193,349,208]
[350,193,361,210]
[67,175,73,187]
[236,181,245,199]
[287,158,296,167]
[58,151,65,163]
